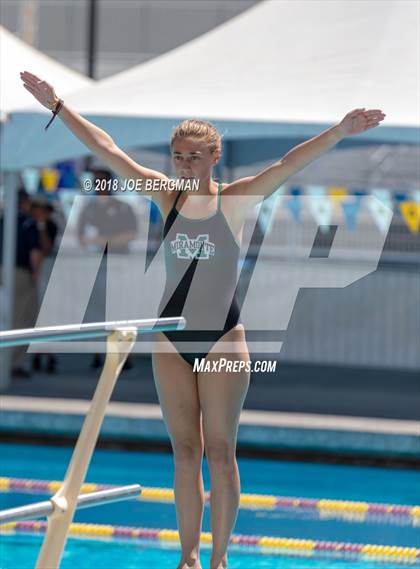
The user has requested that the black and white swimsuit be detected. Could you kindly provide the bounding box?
[158,183,241,367]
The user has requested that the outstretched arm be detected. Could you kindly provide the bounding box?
[20,71,168,203]
[225,108,385,204]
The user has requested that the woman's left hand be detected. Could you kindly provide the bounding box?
[336,108,386,137]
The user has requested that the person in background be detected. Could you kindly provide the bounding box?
[31,198,59,374]
[77,169,138,369]
[0,188,42,379]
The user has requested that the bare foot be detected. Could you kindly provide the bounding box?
[176,558,202,569]
[210,555,227,569]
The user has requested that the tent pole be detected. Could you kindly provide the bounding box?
[83,0,98,172]
[87,0,98,79]
[1,172,19,392]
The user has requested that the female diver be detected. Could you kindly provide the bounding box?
[20,70,384,569]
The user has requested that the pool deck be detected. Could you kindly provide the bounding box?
[2,394,419,459]
[1,354,419,459]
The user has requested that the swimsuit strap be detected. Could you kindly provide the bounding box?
[163,191,183,239]
[173,190,183,210]
[166,183,221,230]
[169,190,184,220]
[217,181,222,211]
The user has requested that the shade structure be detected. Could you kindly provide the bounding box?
[0,25,92,120]
[2,0,419,170]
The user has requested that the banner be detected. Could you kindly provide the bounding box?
[257,186,285,235]
[306,185,332,233]
[368,189,393,233]
[399,201,420,234]
[56,162,78,189]
[286,187,301,222]
[341,196,362,231]
[41,168,60,193]
[22,167,40,195]
[328,186,348,213]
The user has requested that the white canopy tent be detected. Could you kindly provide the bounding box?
[1,0,419,171]
[0,26,93,117]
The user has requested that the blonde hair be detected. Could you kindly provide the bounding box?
[171,119,222,155]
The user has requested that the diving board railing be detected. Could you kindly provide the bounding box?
[0,484,141,524]
[0,317,185,348]
[0,316,185,569]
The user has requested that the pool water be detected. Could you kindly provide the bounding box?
[0,534,416,569]
[1,443,419,568]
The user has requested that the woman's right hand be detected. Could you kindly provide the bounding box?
[20,71,59,110]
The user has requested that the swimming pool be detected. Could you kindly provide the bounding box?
[1,442,419,568]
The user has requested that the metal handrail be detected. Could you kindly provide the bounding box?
[0,317,185,348]
[0,484,141,524]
